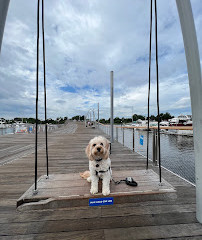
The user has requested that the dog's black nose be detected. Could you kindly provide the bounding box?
[97,147,101,152]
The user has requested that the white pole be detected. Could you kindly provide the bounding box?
[176,0,202,223]
[97,103,100,124]
[0,0,10,53]
[110,71,114,143]
[93,109,95,124]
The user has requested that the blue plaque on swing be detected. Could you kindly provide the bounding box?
[89,197,114,206]
[140,135,144,145]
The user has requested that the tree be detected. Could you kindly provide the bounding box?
[162,112,173,120]
[132,114,145,121]
[114,117,122,124]
[99,118,106,124]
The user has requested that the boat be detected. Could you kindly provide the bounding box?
[169,115,192,126]
[0,120,6,129]
[160,121,169,126]
[183,120,193,126]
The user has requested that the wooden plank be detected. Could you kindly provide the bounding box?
[0,212,197,236]
[104,223,202,240]
[0,229,105,240]
[0,203,195,224]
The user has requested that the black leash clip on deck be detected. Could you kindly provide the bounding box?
[112,177,138,187]
[125,177,138,186]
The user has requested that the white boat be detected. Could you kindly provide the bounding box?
[169,117,180,126]
[0,120,6,129]
[169,115,192,126]
[183,120,193,126]
[160,121,169,126]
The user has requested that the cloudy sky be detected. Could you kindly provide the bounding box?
[0,0,201,119]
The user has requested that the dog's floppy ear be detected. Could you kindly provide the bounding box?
[104,139,110,159]
[106,139,110,152]
[85,143,93,160]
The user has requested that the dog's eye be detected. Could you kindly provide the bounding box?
[100,143,103,146]
[93,144,96,147]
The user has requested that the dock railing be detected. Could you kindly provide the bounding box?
[98,123,194,184]
[13,123,64,134]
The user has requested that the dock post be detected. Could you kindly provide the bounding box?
[116,127,118,141]
[156,130,159,166]
[152,129,156,165]
[93,109,95,126]
[123,128,124,146]
[176,0,202,223]
[152,129,158,166]
[133,128,135,152]
[110,71,114,143]
[97,103,100,128]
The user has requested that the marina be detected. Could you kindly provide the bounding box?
[100,124,195,184]
[0,122,200,239]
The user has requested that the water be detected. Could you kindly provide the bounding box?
[100,125,195,184]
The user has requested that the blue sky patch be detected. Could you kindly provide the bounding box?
[60,85,77,93]
[136,55,148,63]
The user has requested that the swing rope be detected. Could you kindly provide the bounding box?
[42,0,49,177]
[35,0,49,192]
[34,0,40,192]
[146,0,162,183]
[155,0,162,183]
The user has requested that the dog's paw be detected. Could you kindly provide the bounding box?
[87,177,91,183]
[102,189,110,196]
[90,187,98,195]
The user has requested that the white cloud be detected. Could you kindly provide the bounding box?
[0,0,201,119]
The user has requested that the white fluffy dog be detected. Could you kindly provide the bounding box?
[80,136,111,196]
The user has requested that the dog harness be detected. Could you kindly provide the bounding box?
[95,166,111,176]
[95,158,102,162]
[95,158,110,176]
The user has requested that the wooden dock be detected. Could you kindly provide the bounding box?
[0,122,201,239]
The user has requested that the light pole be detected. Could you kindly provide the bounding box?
[110,71,114,143]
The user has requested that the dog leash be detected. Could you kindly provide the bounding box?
[111,177,138,186]
[111,178,125,185]
[110,170,138,186]
[95,158,138,187]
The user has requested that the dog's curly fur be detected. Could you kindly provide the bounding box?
[80,136,111,196]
